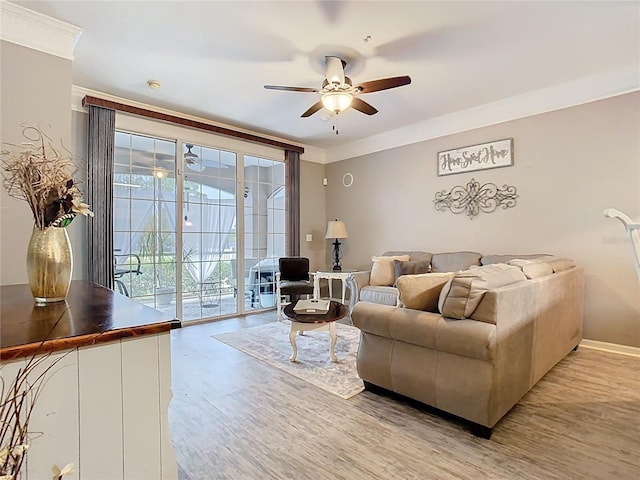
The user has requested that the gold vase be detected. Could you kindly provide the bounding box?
[26,226,73,304]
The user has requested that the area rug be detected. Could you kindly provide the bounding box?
[212,322,364,399]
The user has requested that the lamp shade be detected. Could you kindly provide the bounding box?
[321,92,353,113]
[325,220,348,239]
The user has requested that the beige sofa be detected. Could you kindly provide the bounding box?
[350,252,584,438]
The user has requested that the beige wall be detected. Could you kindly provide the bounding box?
[0,41,83,285]
[326,92,640,348]
[71,110,89,279]
[299,160,327,271]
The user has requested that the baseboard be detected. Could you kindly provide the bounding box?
[580,339,640,357]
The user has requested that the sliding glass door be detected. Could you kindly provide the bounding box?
[112,128,286,322]
[113,131,178,317]
[243,156,285,311]
[181,143,237,320]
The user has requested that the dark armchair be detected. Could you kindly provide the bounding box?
[276,257,315,320]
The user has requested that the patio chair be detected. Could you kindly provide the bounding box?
[113,253,142,297]
[231,257,260,307]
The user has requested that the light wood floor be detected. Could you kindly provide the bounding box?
[169,313,640,480]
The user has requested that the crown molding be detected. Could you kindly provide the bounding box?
[0,0,82,60]
[324,65,640,163]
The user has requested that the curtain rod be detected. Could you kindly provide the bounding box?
[82,95,305,154]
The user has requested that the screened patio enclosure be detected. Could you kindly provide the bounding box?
[113,131,285,322]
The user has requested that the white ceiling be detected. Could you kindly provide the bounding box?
[10,1,640,158]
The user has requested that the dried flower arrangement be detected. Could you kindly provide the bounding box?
[1,125,93,229]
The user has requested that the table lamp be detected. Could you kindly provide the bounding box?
[325,220,348,271]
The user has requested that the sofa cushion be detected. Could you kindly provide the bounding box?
[507,258,553,279]
[438,264,527,319]
[544,257,576,273]
[507,256,575,277]
[396,272,454,311]
[393,259,432,284]
[383,251,432,262]
[370,255,410,286]
[374,307,495,362]
[360,286,400,306]
[431,251,482,273]
[481,254,548,266]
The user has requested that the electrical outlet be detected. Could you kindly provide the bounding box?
[306,234,313,242]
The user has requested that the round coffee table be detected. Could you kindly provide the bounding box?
[282,300,348,363]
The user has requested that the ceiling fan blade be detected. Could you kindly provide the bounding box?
[350,97,378,116]
[355,75,412,94]
[301,101,324,118]
[325,56,345,86]
[264,85,318,93]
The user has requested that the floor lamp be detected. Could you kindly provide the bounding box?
[325,220,348,271]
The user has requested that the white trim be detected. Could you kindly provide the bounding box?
[324,65,640,163]
[300,145,326,164]
[115,113,284,163]
[581,339,640,358]
[0,0,82,60]
[70,85,326,163]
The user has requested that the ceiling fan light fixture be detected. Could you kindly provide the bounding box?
[184,144,205,172]
[184,144,198,160]
[321,92,353,114]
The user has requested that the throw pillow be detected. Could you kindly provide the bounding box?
[393,259,431,285]
[481,254,548,266]
[438,264,527,319]
[370,255,410,286]
[396,272,454,311]
[507,259,553,279]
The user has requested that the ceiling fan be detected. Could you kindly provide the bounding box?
[264,56,411,118]
[184,144,205,172]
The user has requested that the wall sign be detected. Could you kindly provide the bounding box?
[438,138,513,176]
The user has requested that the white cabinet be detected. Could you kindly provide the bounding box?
[3,332,177,480]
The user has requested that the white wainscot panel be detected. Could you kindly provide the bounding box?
[78,341,124,479]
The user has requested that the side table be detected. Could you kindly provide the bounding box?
[314,269,367,306]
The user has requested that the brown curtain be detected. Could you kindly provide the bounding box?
[87,106,115,288]
[285,149,300,256]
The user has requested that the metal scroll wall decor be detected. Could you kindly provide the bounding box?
[433,178,518,219]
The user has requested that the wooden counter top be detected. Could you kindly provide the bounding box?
[0,280,181,361]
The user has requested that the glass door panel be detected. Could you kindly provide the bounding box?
[181,144,237,322]
[244,156,286,311]
[113,132,177,317]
